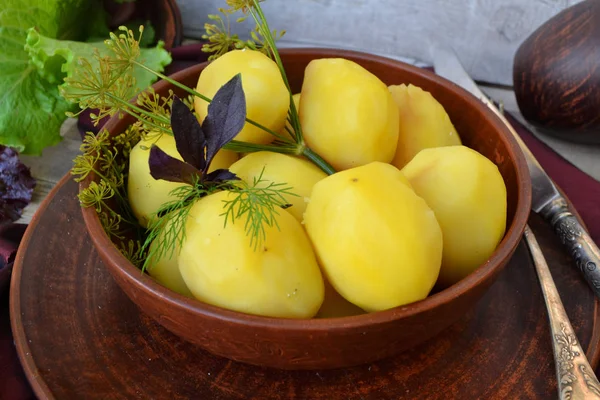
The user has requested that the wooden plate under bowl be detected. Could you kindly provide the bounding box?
[10,175,600,399]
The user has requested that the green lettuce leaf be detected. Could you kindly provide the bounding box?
[25,28,172,93]
[0,0,170,155]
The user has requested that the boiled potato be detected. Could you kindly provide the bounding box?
[229,151,326,223]
[315,278,365,318]
[300,58,399,171]
[178,191,325,318]
[389,84,462,169]
[194,49,289,144]
[304,162,443,312]
[128,134,238,227]
[146,215,193,297]
[401,146,507,288]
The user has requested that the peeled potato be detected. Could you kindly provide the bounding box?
[128,134,238,227]
[315,278,365,318]
[304,162,443,312]
[146,215,193,297]
[300,58,399,171]
[229,151,326,223]
[178,191,325,318]
[401,145,507,288]
[389,84,462,168]
[194,49,289,144]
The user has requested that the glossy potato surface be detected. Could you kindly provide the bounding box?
[389,84,462,168]
[178,191,325,318]
[229,151,326,223]
[194,49,289,144]
[299,58,399,170]
[402,146,507,288]
[304,162,443,311]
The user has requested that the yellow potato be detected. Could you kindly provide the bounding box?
[389,84,462,168]
[401,145,507,288]
[146,215,193,297]
[194,49,289,144]
[128,134,238,227]
[178,191,325,318]
[229,151,327,223]
[315,279,365,318]
[299,58,399,171]
[304,162,443,312]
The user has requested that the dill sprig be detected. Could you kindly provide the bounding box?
[201,7,285,61]
[142,182,210,272]
[66,0,336,271]
[73,124,146,266]
[221,169,297,251]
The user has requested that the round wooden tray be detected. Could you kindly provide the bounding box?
[10,175,600,399]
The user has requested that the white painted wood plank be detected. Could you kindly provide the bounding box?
[177,0,583,85]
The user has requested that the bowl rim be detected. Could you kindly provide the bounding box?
[81,47,532,331]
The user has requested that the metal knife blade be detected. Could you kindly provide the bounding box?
[431,45,600,298]
[431,46,559,213]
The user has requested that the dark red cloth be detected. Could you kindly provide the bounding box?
[0,45,599,399]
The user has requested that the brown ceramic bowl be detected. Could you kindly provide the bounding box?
[81,48,531,370]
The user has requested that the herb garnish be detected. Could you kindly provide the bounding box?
[69,0,331,269]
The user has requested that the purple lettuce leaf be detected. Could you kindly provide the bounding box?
[202,74,246,168]
[170,97,206,171]
[148,145,202,185]
[0,147,36,227]
[204,169,240,183]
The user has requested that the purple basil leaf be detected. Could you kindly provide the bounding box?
[0,146,36,228]
[202,74,246,168]
[204,169,240,183]
[170,96,206,171]
[148,145,202,185]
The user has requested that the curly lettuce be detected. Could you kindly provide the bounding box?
[0,0,169,155]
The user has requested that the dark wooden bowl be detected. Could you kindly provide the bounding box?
[80,48,532,370]
[513,0,600,144]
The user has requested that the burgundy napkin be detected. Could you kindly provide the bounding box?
[1,45,599,399]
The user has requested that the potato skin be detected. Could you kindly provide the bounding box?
[178,191,325,318]
[389,84,461,168]
[194,49,289,144]
[304,162,443,312]
[229,151,326,223]
[299,58,399,171]
[401,146,507,288]
[128,134,238,227]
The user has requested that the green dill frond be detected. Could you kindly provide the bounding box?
[135,88,175,134]
[201,9,245,61]
[78,180,115,211]
[99,212,124,239]
[226,0,264,13]
[182,94,196,110]
[80,130,111,154]
[72,153,99,182]
[119,239,145,269]
[141,183,211,272]
[220,169,298,251]
[104,26,143,73]
[113,124,143,159]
